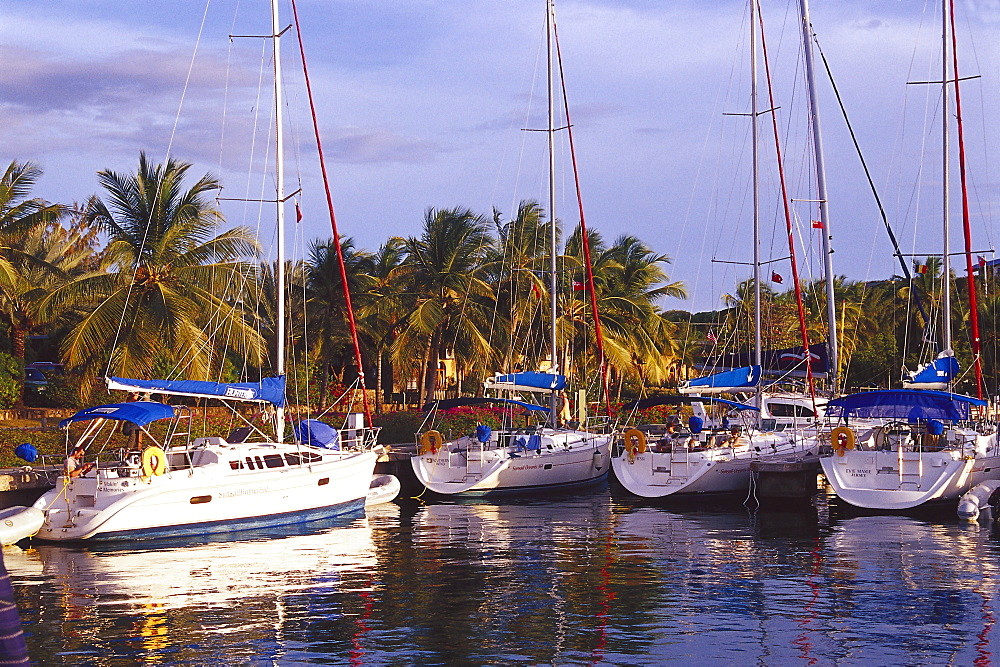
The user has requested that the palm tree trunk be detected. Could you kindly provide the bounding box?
[375,349,384,415]
[423,327,444,403]
[11,324,26,359]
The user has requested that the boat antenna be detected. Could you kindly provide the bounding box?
[290,0,373,423]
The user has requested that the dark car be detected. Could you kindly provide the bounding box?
[24,368,48,391]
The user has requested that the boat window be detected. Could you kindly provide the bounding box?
[318,478,330,486]
[254,456,264,469]
[190,495,212,504]
[263,454,284,469]
[229,460,244,470]
[301,452,322,464]
[769,403,815,418]
[284,453,300,466]
[245,457,255,470]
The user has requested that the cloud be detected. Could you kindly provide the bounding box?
[327,129,441,164]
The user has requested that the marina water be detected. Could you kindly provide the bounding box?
[5,488,999,664]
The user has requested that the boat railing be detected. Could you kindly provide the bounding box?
[338,426,381,451]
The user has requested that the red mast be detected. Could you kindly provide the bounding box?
[948,0,984,400]
[290,0,372,424]
[551,13,612,418]
[757,5,816,406]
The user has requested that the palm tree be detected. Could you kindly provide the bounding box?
[396,207,496,403]
[1,221,96,361]
[302,237,374,404]
[563,230,687,392]
[485,200,552,374]
[357,238,409,413]
[38,152,265,382]
[0,161,63,290]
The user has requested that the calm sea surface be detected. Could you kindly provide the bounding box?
[5,487,999,665]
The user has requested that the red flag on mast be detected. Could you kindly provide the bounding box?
[771,272,783,284]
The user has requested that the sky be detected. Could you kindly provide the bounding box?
[2,0,999,313]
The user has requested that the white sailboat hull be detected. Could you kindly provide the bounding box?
[411,429,611,496]
[821,446,1000,510]
[612,432,809,498]
[33,444,378,541]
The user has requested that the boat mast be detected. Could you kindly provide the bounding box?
[947,0,984,399]
[940,0,952,356]
[751,0,762,410]
[272,0,286,441]
[546,0,560,424]
[798,0,838,394]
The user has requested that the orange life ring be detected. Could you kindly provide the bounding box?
[419,430,443,455]
[623,429,647,459]
[141,446,167,477]
[831,426,855,457]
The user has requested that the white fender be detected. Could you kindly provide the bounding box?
[957,480,1000,521]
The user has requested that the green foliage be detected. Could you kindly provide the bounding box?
[0,353,22,409]
[372,410,425,444]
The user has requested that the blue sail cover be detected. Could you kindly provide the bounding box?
[825,389,985,422]
[699,342,829,378]
[485,372,567,392]
[59,402,176,429]
[903,350,959,389]
[107,376,286,407]
[678,366,761,395]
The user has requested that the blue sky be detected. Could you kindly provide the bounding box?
[2,0,999,312]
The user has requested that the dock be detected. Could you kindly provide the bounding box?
[750,457,822,499]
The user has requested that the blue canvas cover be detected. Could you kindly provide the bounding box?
[699,342,830,378]
[294,419,340,449]
[678,366,761,394]
[485,372,567,391]
[107,376,286,407]
[904,350,959,388]
[825,389,985,422]
[59,402,176,429]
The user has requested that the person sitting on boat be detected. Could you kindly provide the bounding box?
[722,425,743,447]
[64,446,95,478]
[653,423,678,452]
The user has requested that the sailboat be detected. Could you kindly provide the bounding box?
[612,0,820,499]
[19,0,379,541]
[409,0,612,497]
[819,0,999,510]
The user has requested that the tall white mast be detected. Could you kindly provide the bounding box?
[272,0,287,440]
[940,0,952,353]
[751,0,762,409]
[546,0,559,423]
[798,0,838,393]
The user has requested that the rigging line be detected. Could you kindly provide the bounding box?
[290,0,370,423]
[551,11,610,417]
[757,3,816,406]
[948,0,983,399]
[107,0,215,378]
[811,30,937,351]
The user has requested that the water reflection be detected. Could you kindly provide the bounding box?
[2,495,999,665]
[5,509,384,664]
